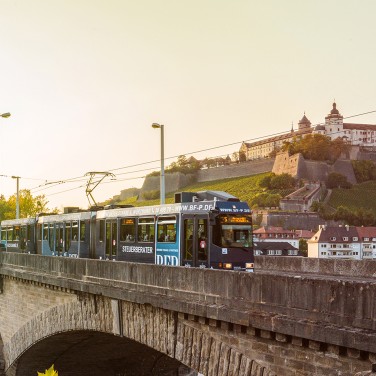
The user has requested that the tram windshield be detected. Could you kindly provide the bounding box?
[213,214,252,248]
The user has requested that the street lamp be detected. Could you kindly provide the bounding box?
[152,123,165,205]
[12,176,20,219]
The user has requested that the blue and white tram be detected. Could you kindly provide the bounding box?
[93,191,254,270]
[0,191,254,271]
[36,211,92,257]
[1,217,37,253]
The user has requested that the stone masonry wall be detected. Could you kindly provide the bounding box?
[2,275,372,375]
[273,152,357,184]
[196,159,275,183]
[139,159,274,198]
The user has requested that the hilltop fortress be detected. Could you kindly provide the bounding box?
[240,102,376,160]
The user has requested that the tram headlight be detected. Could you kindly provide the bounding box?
[223,263,232,269]
[218,262,223,268]
[245,263,254,269]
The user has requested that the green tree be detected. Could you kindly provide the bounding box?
[2,190,52,220]
[250,193,281,208]
[269,173,296,190]
[326,173,352,189]
[352,160,376,183]
[299,238,308,257]
[239,151,247,162]
[330,137,350,161]
[259,173,274,189]
[300,134,331,160]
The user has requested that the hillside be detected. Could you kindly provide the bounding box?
[117,172,292,207]
[115,172,376,219]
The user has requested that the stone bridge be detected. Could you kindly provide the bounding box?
[0,253,375,375]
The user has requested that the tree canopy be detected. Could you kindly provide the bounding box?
[282,134,350,161]
[0,189,54,221]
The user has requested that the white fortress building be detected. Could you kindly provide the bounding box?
[240,102,376,160]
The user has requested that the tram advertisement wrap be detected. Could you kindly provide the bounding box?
[156,245,179,266]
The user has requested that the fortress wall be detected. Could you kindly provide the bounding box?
[140,172,196,196]
[272,153,306,178]
[254,210,342,231]
[196,158,274,182]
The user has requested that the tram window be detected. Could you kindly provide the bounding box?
[20,226,27,241]
[65,222,71,251]
[1,228,7,241]
[43,224,48,240]
[14,226,20,240]
[157,216,176,243]
[20,226,27,250]
[213,214,252,248]
[80,221,86,241]
[138,217,155,242]
[198,219,208,262]
[27,225,33,241]
[37,224,41,241]
[120,218,135,242]
[183,219,194,261]
[48,224,54,250]
[99,220,105,242]
[72,221,78,241]
[7,227,14,241]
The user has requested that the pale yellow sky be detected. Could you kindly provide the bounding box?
[0,0,375,210]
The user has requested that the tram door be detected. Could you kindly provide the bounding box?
[105,220,117,260]
[181,215,208,268]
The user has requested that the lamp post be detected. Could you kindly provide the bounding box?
[12,176,20,219]
[1,113,12,215]
[151,123,165,205]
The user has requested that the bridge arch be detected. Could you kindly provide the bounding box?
[4,292,261,375]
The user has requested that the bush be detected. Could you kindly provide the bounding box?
[326,173,352,189]
[352,160,376,183]
[142,190,160,200]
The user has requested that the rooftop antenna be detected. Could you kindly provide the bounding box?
[85,171,116,206]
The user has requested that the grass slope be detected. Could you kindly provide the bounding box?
[328,181,376,214]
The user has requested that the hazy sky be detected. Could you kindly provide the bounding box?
[0,0,375,210]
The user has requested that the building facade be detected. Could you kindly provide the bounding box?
[308,225,376,260]
[253,226,315,256]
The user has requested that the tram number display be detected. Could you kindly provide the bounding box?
[219,215,252,224]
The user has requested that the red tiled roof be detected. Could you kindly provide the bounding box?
[343,123,376,131]
[254,226,315,239]
[356,227,376,239]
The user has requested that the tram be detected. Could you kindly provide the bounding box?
[0,191,254,271]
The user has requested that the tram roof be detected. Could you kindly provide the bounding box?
[96,200,250,219]
[1,217,36,226]
[37,211,92,223]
